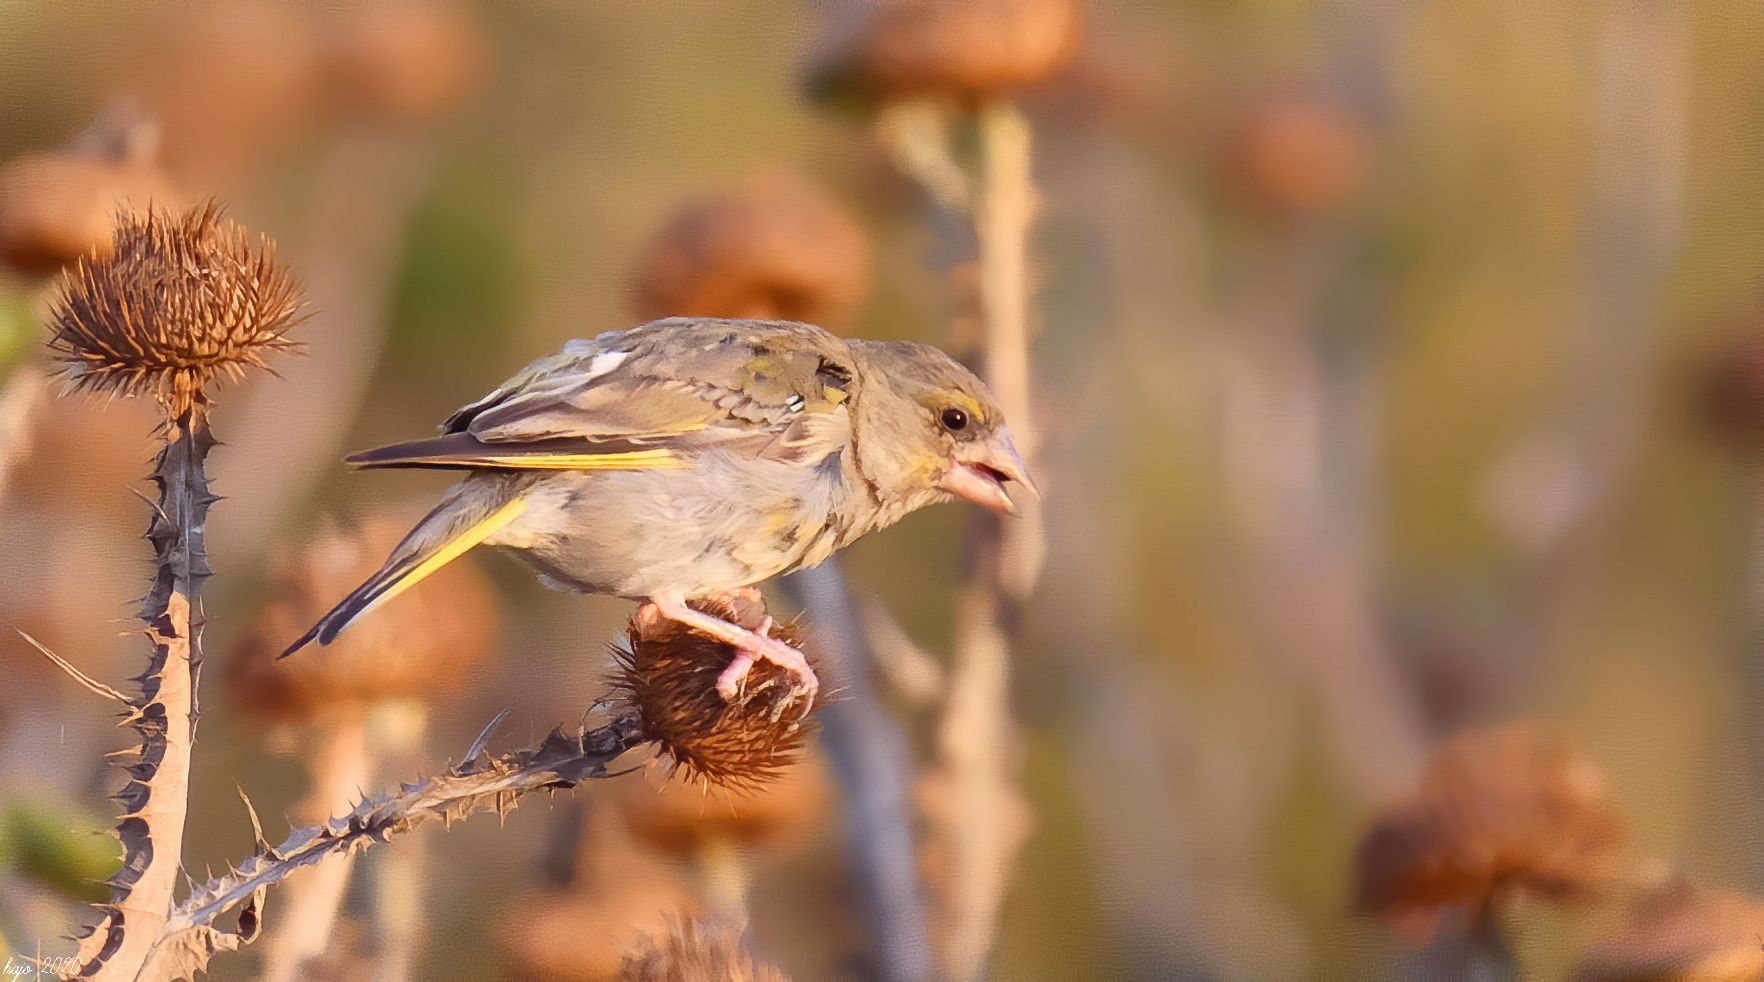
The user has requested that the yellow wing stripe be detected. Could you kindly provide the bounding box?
[455,449,687,470]
[361,497,530,618]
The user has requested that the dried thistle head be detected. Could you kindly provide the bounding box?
[136,2,325,184]
[1355,724,1626,942]
[633,173,870,325]
[807,0,1082,108]
[1573,883,1764,982]
[1224,88,1375,224]
[47,199,305,414]
[616,751,829,859]
[619,919,791,982]
[609,599,821,791]
[322,2,486,125]
[497,876,703,982]
[226,513,498,723]
[1699,332,1764,451]
[0,150,178,277]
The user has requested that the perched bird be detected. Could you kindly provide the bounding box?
[282,317,1035,706]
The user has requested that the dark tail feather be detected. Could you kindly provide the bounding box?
[278,556,418,659]
[279,491,530,659]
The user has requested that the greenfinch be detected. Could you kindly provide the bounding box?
[282,317,1034,705]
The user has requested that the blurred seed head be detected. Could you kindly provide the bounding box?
[1355,724,1625,942]
[46,199,305,414]
[633,173,871,324]
[1573,883,1764,982]
[226,514,498,723]
[619,919,791,982]
[608,599,821,791]
[498,874,703,982]
[807,0,1082,108]
[1224,89,1375,224]
[135,1,325,185]
[616,752,829,860]
[1699,333,1764,450]
[322,3,486,126]
[0,138,178,278]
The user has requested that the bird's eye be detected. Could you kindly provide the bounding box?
[940,407,969,432]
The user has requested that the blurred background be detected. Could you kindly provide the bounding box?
[1,1,1762,979]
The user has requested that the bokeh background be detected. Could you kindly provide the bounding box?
[2,1,1763,979]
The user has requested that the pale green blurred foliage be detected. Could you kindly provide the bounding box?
[0,1,1761,979]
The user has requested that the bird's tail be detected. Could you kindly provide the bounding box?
[279,485,529,658]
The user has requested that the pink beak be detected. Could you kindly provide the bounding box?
[937,427,1038,517]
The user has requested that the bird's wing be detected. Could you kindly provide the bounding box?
[350,319,858,471]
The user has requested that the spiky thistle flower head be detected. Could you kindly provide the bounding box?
[46,199,305,415]
[609,599,821,791]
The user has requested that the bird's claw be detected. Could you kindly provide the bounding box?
[714,633,818,719]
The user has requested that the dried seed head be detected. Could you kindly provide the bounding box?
[136,2,326,185]
[1573,883,1764,982]
[0,151,179,277]
[808,0,1082,107]
[226,513,498,722]
[498,876,703,982]
[609,599,821,791]
[619,919,791,982]
[633,173,870,325]
[322,3,486,125]
[1700,333,1764,451]
[617,752,829,859]
[46,199,305,414]
[1224,89,1375,223]
[1355,724,1625,942]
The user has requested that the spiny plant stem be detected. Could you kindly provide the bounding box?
[132,714,649,980]
[72,402,217,980]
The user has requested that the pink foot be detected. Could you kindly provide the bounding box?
[648,594,820,711]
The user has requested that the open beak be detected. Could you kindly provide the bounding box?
[937,427,1039,517]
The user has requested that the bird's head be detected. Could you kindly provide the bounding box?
[845,339,1037,518]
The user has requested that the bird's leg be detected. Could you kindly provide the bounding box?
[647,591,819,708]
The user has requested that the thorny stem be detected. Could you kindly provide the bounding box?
[936,100,1041,982]
[70,403,216,981]
[138,714,649,980]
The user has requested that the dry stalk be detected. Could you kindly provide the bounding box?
[138,713,649,979]
[36,200,303,982]
[259,712,371,982]
[934,100,1042,981]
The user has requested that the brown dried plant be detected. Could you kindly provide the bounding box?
[632,173,870,325]
[226,513,498,722]
[610,599,821,791]
[1355,724,1626,944]
[1573,883,1764,982]
[138,614,823,978]
[29,199,304,981]
[48,199,305,416]
[619,918,792,982]
[808,0,1082,107]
